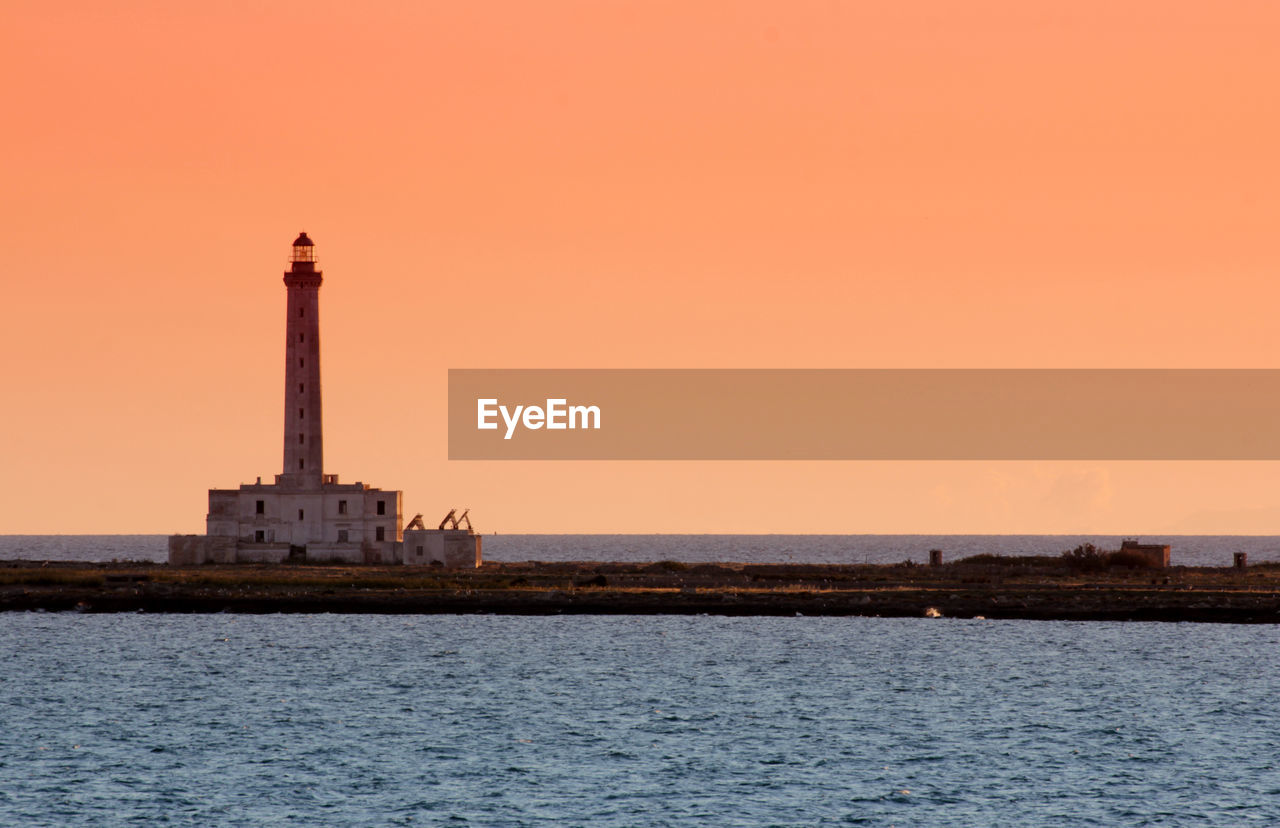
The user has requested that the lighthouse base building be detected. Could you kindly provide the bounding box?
[169,478,406,565]
[168,233,479,568]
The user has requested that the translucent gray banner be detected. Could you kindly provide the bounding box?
[448,369,1280,460]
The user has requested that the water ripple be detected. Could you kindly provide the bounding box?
[2,616,1279,825]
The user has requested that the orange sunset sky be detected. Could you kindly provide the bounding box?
[4,1,1280,535]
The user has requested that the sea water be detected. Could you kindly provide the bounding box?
[1,614,1278,826]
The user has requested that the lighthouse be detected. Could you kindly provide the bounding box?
[281,232,324,489]
[168,233,479,567]
[168,233,413,565]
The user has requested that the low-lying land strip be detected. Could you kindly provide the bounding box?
[4,558,1280,622]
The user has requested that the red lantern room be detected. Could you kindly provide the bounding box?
[290,232,317,270]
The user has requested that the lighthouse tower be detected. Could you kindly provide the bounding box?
[280,232,324,489]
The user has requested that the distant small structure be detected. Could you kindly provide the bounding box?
[403,510,482,568]
[1119,539,1170,568]
[1234,552,1248,569]
[928,549,944,566]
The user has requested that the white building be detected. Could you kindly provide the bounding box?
[169,233,477,567]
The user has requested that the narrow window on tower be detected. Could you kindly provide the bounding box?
[299,383,304,393]
[299,358,304,368]
[338,500,347,515]
[298,509,304,520]
[376,526,385,542]
[299,433,305,444]
[299,408,304,419]
[299,459,304,470]
[256,500,265,515]
[299,307,305,317]
[377,500,386,516]
[299,333,305,343]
